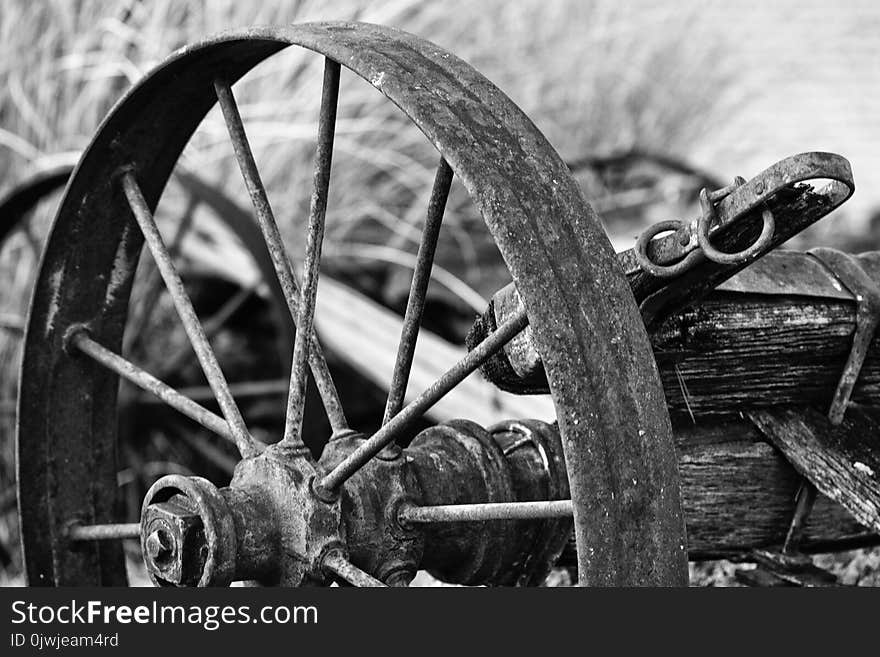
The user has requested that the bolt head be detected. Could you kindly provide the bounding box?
[141,495,205,586]
[145,528,173,562]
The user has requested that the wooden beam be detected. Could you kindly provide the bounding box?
[554,418,869,562]
[477,251,880,422]
[750,407,880,533]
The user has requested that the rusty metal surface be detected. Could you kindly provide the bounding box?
[213,80,347,435]
[809,248,880,424]
[715,250,853,298]
[121,171,259,458]
[321,550,387,587]
[634,153,854,326]
[283,59,341,446]
[67,523,140,541]
[399,500,572,522]
[18,21,686,586]
[406,419,570,585]
[621,152,853,278]
[382,158,452,425]
[70,329,239,443]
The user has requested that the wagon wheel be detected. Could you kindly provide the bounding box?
[0,161,300,578]
[18,22,687,586]
[0,164,296,449]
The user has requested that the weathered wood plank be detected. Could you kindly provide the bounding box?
[555,418,867,563]
[673,419,863,556]
[749,407,880,533]
[655,294,873,419]
[477,251,880,419]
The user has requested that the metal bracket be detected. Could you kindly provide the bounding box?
[774,249,880,556]
[628,152,853,278]
[810,248,880,425]
[631,152,854,328]
[635,174,777,277]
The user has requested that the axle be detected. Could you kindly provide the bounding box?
[139,420,570,587]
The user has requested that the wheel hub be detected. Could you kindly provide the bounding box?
[141,420,571,586]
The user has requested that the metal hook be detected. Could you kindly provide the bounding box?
[633,220,703,278]
[697,179,775,266]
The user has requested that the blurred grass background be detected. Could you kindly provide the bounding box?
[1,0,879,585]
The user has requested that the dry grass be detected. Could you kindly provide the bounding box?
[0,0,739,237]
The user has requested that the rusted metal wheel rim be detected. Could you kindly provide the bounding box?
[18,21,687,586]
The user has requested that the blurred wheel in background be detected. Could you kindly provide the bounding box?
[0,160,297,584]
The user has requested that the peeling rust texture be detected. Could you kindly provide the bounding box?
[18,22,685,585]
[628,151,853,324]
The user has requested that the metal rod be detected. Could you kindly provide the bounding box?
[214,76,348,435]
[139,378,289,404]
[382,158,453,425]
[399,499,573,523]
[783,481,818,554]
[283,58,341,446]
[72,330,238,445]
[121,170,258,459]
[322,551,387,587]
[123,194,198,356]
[68,522,141,541]
[156,284,253,379]
[317,306,528,493]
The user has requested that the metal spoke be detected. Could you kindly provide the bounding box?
[283,58,341,446]
[322,551,387,587]
[317,306,528,494]
[121,170,258,458]
[156,284,254,380]
[71,330,243,447]
[382,158,453,425]
[123,193,198,356]
[214,74,348,435]
[68,523,140,541]
[139,378,289,404]
[399,500,573,524]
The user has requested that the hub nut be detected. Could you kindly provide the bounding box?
[141,495,206,586]
[140,475,238,587]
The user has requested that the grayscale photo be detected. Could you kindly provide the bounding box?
[0,0,878,598]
